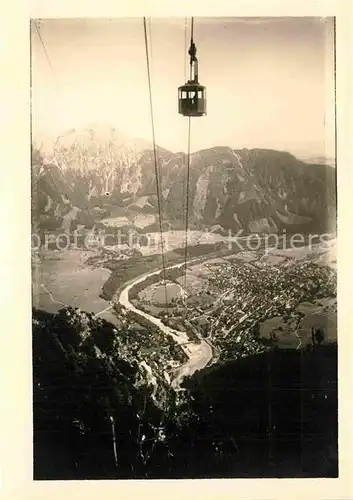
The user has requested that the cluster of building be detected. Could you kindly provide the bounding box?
[183,258,336,360]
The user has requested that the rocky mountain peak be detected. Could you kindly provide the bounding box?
[31,128,336,236]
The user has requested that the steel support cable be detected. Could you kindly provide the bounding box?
[143,18,169,309]
[34,26,92,225]
[33,21,96,228]
[183,117,192,290]
[33,22,67,203]
[183,16,194,291]
[184,18,188,82]
[181,18,188,246]
[148,18,153,70]
[34,20,54,73]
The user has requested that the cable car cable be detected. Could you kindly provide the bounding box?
[34,22,91,219]
[183,116,192,290]
[148,18,153,70]
[35,22,101,230]
[143,17,169,309]
[184,18,188,82]
[34,20,54,73]
[182,16,194,291]
[181,18,188,241]
[33,21,96,228]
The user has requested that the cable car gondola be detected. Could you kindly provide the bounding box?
[178,20,207,117]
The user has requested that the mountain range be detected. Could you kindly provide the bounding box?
[31,125,336,236]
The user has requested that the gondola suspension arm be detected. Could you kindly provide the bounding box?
[188,18,199,84]
[178,17,206,118]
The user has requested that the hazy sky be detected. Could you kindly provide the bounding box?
[31,17,335,158]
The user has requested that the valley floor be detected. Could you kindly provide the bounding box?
[31,235,337,387]
[32,248,118,325]
[31,234,338,479]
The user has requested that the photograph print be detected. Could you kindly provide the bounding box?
[31,17,337,480]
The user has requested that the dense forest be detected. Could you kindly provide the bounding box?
[33,306,338,479]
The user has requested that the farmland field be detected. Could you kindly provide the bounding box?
[31,249,113,317]
[259,297,337,349]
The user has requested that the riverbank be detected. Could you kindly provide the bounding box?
[116,259,213,386]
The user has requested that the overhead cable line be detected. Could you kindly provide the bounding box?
[143,17,169,309]
[184,17,188,82]
[33,20,54,73]
[181,18,188,250]
[33,20,96,228]
[183,117,192,290]
[183,17,194,290]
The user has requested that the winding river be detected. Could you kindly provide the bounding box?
[116,261,213,386]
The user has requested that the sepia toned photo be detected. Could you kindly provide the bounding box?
[30,17,337,480]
